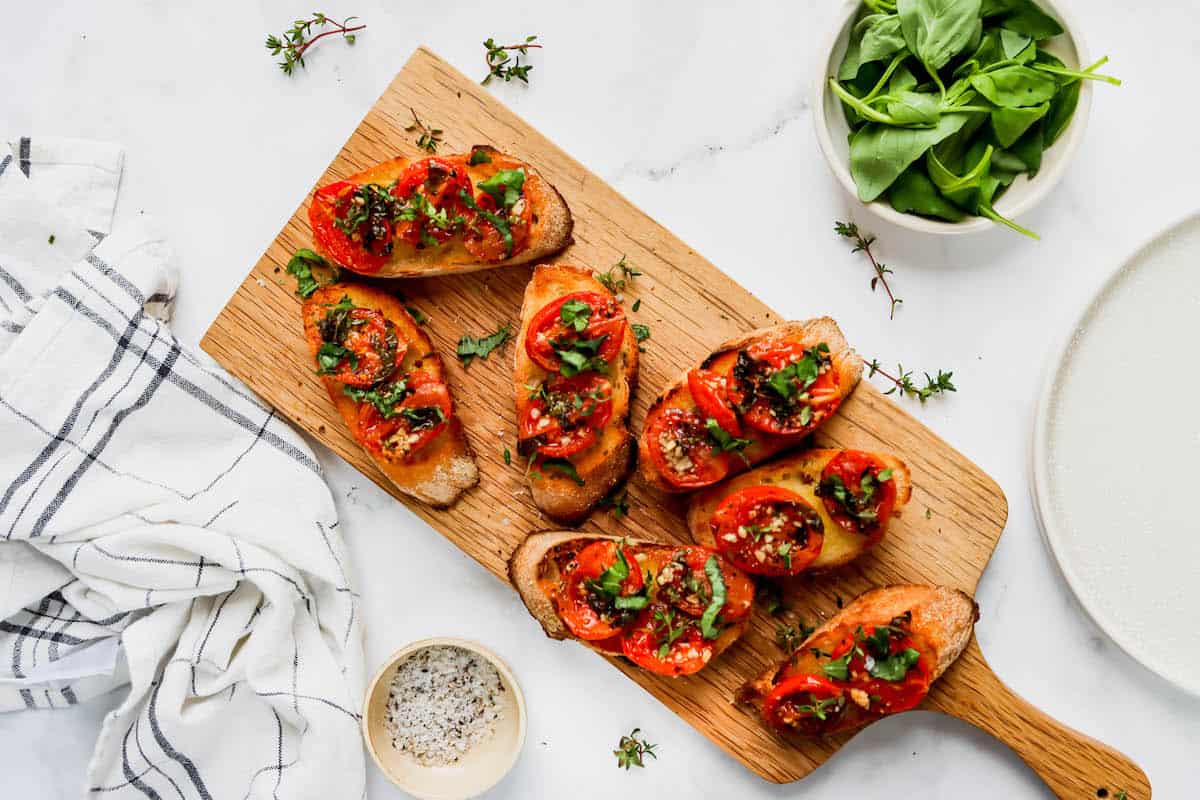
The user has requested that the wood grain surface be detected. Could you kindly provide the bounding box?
[200,47,1149,795]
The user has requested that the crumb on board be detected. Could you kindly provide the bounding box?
[384,645,505,767]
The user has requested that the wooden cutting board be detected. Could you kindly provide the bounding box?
[201,48,1149,797]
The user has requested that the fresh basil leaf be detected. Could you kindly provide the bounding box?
[885,90,942,126]
[286,249,329,299]
[560,299,591,332]
[859,15,908,65]
[995,0,1063,39]
[897,0,983,71]
[887,166,967,221]
[969,65,1058,107]
[849,112,973,201]
[822,651,853,681]
[699,556,727,640]
[991,101,1048,147]
[869,647,921,681]
[457,324,510,367]
[476,168,526,209]
[998,28,1032,59]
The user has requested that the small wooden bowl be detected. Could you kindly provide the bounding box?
[362,638,527,800]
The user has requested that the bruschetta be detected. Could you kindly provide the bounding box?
[508,531,754,677]
[307,146,572,278]
[738,585,976,735]
[301,283,478,506]
[514,264,638,524]
[686,449,911,576]
[639,319,862,493]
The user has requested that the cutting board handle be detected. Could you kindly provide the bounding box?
[927,637,1150,799]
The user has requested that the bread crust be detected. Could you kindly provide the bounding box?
[686,449,911,571]
[301,283,478,507]
[310,146,572,279]
[638,318,863,493]
[738,584,977,728]
[508,531,748,669]
[513,264,638,524]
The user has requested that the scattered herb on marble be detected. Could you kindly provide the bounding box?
[835,220,902,319]
[866,359,957,402]
[614,728,657,770]
[405,108,443,153]
[266,12,365,76]
[831,0,1119,236]
[47,234,56,245]
[482,36,541,85]
[594,255,642,297]
[457,324,510,367]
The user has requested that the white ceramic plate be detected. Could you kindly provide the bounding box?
[814,0,1092,235]
[1032,212,1200,697]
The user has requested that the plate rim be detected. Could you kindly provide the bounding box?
[1030,208,1200,698]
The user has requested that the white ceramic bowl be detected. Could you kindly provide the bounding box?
[813,0,1092,235]
[362,638,527,800]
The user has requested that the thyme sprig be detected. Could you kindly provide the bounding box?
[835,220,901,320]
[482,36,541,85]
[265,12,365,76]
[614,728,658,770]
[866,360,956,403]
[404,108,443,153]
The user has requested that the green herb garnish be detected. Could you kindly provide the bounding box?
[476,169,526,209]
[482,36,541,85]
[266,12,364,76]
[698,556,727,640]
[457,324,510,367]
[559,298,591,332]
[822,651,853,681]
[614,728,657,770]
[541,457,585,486]
[835,221,901,319]
[404,108,442,153]
[286,249,335,299]
[865,359,956,402]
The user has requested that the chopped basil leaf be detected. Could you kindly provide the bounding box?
[821,651,853,681]
[316,341,353,374]
[457,324,510,367]
[405,305,428,325]
[868,647,921,682]
[399,405,445,430]
[476,168,526,209]
[865,626,892,659]
[559,298,591,332]
[286,248,330,299]
[342,379,409,416]
[652,607,688,659]
[503,447,511,465]
[468,149,493,166]
[699,555,727,640]
[458,190,514,257]
[631,323,651,343]
[554,334,609,377]
[631,298,641,312]
[704,418,752,456]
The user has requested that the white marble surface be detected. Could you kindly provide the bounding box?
[2,1,1198,797]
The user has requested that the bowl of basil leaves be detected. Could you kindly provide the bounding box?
[815,0,1119,238]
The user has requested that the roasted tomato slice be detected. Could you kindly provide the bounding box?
[621,604,714,676]
[462,182,533,262]
[518,373,614,459]
[354,372,451,461]
[708,486,825,576]
[556,541,646,641]
[309,181,394,274]
[524,292,626,374]
[826,625,932,716]
[644,407,731,489]
[391,157,472,248]
[727,341,841,436]
[688,368,741,436]
[319,305,407,388]
[762,674,847,734]
[654,547,754,623]
[817,451,898,545]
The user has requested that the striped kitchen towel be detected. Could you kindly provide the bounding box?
[0,138,366,799]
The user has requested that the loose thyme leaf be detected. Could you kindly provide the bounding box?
[457,324,510,367]
[865,359,957,403]
[835,220,902,319]
[404,108,443,153]
[482,35,542,85]
[594,255,642,295]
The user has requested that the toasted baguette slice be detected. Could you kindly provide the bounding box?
[638,319,862,494]
[687,449,911,574]
[308,146,571,279]
[509,531,749,675]
[514,265,638,524]
[301,283,478,507]
[739,585,977,735]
